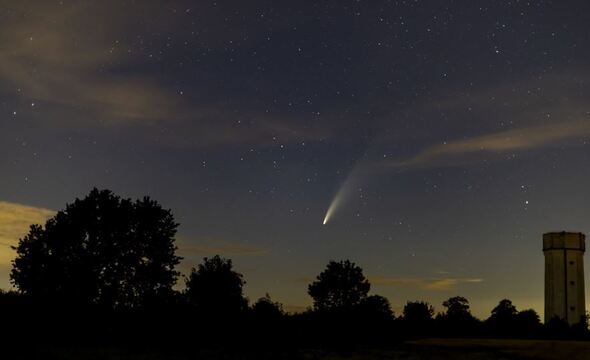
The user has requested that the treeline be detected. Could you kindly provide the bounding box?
[2,189,588,353]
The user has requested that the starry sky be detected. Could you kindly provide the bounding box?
[2,0,590,318]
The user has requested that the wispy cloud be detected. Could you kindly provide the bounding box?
[0,2,328,149]
[389,120,590,169]
[0,201,55,266]
[0,3,174,122]
[371,276,483,291]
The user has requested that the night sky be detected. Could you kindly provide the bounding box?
[2,0,590,318]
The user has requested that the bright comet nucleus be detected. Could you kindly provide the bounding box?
[322,198,339,225]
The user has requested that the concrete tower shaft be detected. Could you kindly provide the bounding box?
[543,232,586,325]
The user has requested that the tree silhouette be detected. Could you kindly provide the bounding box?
[442,296,472,320]
[252,293,284,320]
[515,309,541,337]
[10,188,181,309]
[185,255,247,316]
[486,299,519,336]
[402,301,434,337]
[403,301,434,323]
[439,296,480,336]
[308,260,370,312]
[545,316,570,338]
[571,313,590,339]
[489,299,518,322]
[516,309,540,326]
[357,294,394,320]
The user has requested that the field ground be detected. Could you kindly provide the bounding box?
[24,338,590,359]
[307,338,590,360]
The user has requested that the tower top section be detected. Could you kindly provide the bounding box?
[543,232,585,252]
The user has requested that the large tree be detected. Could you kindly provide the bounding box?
[11,188,181,309]
[515,309,541,335]
[486,299,519,336]
[439,296,480,335]
[357,294,394,320]
[184,255,248,315]
[308,260,370,312]
[403,301,435,323]
[251,293,284,320]
[489,299,518,323]
[442,296,472,320]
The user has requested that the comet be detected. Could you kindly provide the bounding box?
[322,160,367,225]
[322,192,342,225]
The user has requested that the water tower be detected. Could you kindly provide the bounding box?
[543,232,585,325]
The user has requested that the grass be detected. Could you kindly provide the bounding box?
[406,338,590,360]
[307,338,590,360]
[19,338,590,359]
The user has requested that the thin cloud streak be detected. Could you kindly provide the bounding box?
[389,120,590,169]
[0,201,55,266]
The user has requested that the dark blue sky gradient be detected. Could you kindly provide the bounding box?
[2,0,590,316]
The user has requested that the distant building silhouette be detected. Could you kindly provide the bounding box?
[543,232,586,325]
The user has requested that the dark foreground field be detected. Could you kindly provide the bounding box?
[390,339,590,360]
[305,339,590,360]
[24,339,590,360]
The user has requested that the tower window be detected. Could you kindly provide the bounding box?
[570,306,576,311]
[570,281,575,286]
[570,261,575,265]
